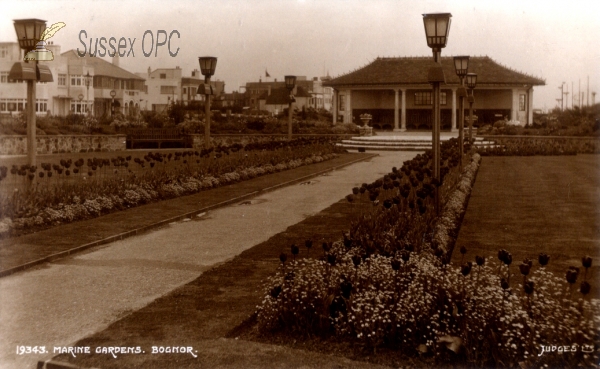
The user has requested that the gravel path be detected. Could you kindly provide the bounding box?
[0,151,418,369]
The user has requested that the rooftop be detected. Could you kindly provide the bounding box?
[324,56,545,87]
[61,50,145,80]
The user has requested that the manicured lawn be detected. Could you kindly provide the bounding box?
[453,154,600,297]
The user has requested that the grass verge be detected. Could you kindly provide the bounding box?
[452,154,600,297]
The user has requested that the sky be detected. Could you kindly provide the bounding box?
[1,0,599,111]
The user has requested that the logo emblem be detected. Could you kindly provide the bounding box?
[24,22,66,61]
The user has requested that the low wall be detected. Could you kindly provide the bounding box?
[190,134,355,149]
[0,134,352,155]
[0,135,127,155]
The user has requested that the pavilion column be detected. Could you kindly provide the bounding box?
[527,87,534,126]
[332,89,338,125]
[451,88,457,132]
[393,88,400,131]
[511,88,519,121]
[345,89,352,124]
[400,88,407,131]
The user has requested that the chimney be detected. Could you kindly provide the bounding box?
[47,42,61,56]
[147,66,151,76]
[274,78,277,83]
[112,54,120,67]
[268,85,271,96]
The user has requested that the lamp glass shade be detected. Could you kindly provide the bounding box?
[284,75,297,90]
[78,94,84,101]
[110,90,116,98]
[198,56,217,77]
[13,19,47,50]
[453,56,469,77]
[422,13,452,49]
[466,73,477,89]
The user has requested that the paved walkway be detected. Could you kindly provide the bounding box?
[0,151,419,369]
[0,153,373,275]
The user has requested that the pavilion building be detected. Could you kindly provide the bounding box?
[323,56,545,130]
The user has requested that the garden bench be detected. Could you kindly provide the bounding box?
[127,128,189,149]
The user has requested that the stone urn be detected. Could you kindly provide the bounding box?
[358,114,373,137]
[360,114,372,127]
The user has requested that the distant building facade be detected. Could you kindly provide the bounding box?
[0,41,147,118]
[244,76,333,112]
[0,42,54,116]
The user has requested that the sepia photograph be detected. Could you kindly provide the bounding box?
[0,0,598,368]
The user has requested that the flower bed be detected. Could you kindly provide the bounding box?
[255,143,599,368]
[477,136,600,156]
[0,137,343,237]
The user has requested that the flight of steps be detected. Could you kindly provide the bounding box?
[338,136,499,151]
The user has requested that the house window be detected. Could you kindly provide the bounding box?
[415,92,431,105]
[183,87,187,95]
[0,72,7,83]
[519,94,526,111]
[71,75,82,86]
[70,102,87,114]
[18,102,23,111]
[0,47,8,58]
[160,86,176,94]
[160,73,166,79]
[414,92,447,105]
[339,95,346,111]
[58,74,66,86]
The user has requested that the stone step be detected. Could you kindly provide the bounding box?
[338,137,501,152]
[337,144,431,151]
[347,136,487,142]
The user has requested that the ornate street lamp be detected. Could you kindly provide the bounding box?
[110,89,116,117]
[285,75,297,140]
[466,73,477,141]
[13,19,47,50]
[423,12,451,216]
[85,71,92,116]
[453,55,469,170]
[198,56,217,147]
[12,18,48,167]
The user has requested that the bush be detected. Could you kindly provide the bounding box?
[247,119,266,131]
[493,120,506,129]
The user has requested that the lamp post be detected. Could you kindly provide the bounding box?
[110,89,116,117]
[199,56,217,147]
[453,56,469,170]
[13,18,47,167]
[558,82,565,111]
[466,73,477,142]
[85,71,92,116]
[285,75,297,140]
[78,94,84,115]
[422,12,452,216]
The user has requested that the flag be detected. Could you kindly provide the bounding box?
[265,69,270,78]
